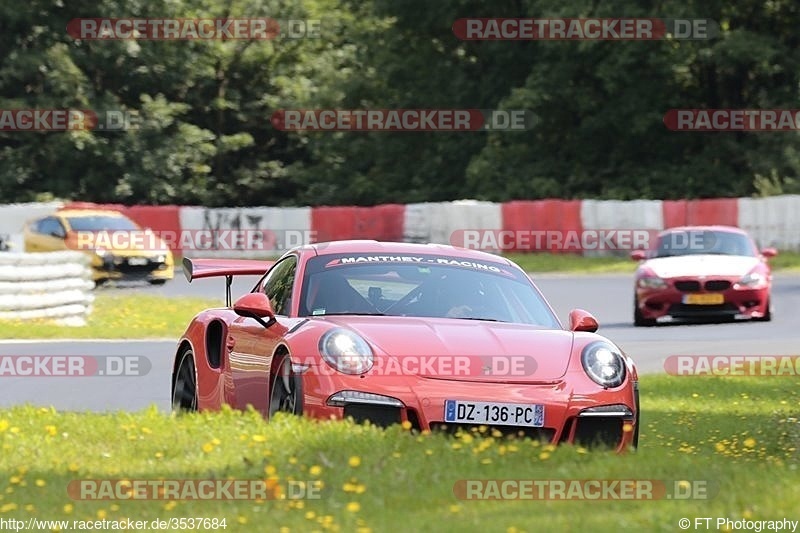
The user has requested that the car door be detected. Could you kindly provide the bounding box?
[227,256,297,414]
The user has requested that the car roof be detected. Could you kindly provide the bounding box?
[659,225,748,235]
[301,240,514,265]
[55,209,127,218]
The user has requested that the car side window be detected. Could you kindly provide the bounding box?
[38,217,65,238]
[261,256,297,316]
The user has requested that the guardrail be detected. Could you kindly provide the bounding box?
[0,251,95,326]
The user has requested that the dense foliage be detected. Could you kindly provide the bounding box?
[2,0,800,205]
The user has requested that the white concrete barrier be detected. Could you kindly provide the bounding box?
[0,201,63,252]
[403,200,503,246]
[179,206,312,258]
[738,195,800,251]
[0,251,94,326]
[580,199,663,256]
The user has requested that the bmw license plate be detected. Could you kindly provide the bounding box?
[444,400,545,427]
[683,293,724,305]
[127,257,149,266]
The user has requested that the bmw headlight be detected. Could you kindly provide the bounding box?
[637,276,667,289]
[319,328,373,375]
[581,342,626,388]
[736,271,765,288]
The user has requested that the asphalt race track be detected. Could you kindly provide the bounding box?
[0,340,172,411]
[2,273,799,412]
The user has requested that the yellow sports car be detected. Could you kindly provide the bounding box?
[24,209,174,285]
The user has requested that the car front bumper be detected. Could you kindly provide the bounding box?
[91,254,174,281]
[301,371,638,451]
[636,277,769,321]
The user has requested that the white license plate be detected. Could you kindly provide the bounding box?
[127,257,148,266]
[444,400,545,427]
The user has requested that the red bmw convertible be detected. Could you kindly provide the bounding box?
[172,241,639,450]
[632,226,776,326]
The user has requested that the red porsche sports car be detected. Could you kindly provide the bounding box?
[172,241,639,450]
[632,226,776,326]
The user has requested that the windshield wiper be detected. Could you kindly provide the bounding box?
[456,317,503,322]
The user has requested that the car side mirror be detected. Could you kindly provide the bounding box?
[233,293,276,328]
[569,309,599,333]
[630,250,646,261]
[761,247,777,258]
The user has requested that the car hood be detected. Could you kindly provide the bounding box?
[320,316,575,383]
[643,254,760,279]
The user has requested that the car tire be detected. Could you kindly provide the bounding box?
[172,349,198,412]
[633,297,656,327]
[269,352,303,418]
[149,279,168,286]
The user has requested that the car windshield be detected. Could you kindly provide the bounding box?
[66,215,139,231]
[654,230,756,258]
[299,254,560,327]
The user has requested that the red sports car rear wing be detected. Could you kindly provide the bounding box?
[182,257,274,282]
[182,257,275,306]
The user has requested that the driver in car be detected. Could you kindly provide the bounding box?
[435,274,486,319]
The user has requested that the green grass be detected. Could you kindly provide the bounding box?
[504,251,800,274]
[764,251,800,271]
[0,294,219,339]
[504,253,637,274]
[0,375,798,532]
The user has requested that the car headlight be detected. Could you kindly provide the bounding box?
[737,271,766,288]
[319,329,373,375]
[581,342,626,388]
[154,254,167,263]
[637,276,667,289]
[95,248,108,258]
